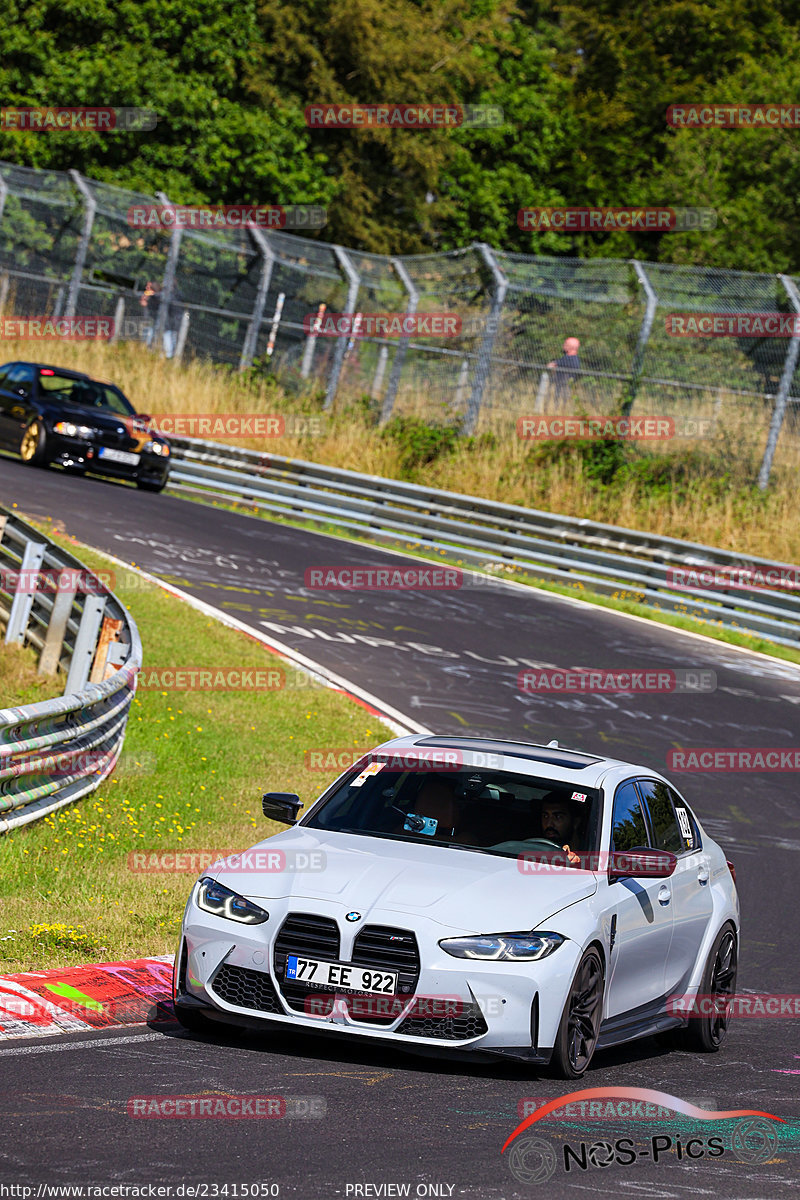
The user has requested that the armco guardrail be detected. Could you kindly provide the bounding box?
[167,437,800,649]
[0,507,141,832]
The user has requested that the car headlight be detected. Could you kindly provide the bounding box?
[144,440,170,456]
[439,932,564,961]
[195,877,268,925]
[54,421,95,438]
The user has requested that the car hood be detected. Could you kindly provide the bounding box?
[209,827,597,933]
[44,401,132,431]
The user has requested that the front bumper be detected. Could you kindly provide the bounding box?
[49,433,169,484]
[176,902,582,1063]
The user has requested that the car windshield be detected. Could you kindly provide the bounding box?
[38,373,136,416]
[303,760,601,861]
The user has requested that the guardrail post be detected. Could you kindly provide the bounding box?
[380,258,419,423]
[324,247,360,411]
[65,171,96,319]
[5,541,46,644]
[623,261,658,415]
[64,595,106,695]
[462,244,507,435]
[239,227,274,370]
[154,191,183,348]
[758,274,800,489]
[38,574,77,676]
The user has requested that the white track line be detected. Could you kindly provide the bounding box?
[0,1031,162,1057]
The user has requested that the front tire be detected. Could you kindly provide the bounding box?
[20,420,48,466]
[684,923,738,1052]
[549,947,604,1078]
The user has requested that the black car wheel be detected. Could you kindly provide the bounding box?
[19,419,48,466]
[684,923,738,1052]
[549,947,604,1078]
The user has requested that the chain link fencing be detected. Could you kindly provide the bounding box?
[0,160,799,484]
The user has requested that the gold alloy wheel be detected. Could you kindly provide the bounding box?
[20,422,40,461]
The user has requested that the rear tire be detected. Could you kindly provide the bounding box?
[20,420,47,466]
[137,477,166,493]
[683,923,738,1052]
[549,947,604,1078]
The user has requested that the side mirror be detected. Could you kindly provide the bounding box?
[262,791,302,825]
[608,848,677,882]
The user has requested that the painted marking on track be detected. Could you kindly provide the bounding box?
[0,1032,162,1057]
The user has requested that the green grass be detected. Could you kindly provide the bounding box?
[0,530,393,974]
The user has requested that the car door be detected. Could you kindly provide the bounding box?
[637,779,713,999]
[0,364,35,448]
[604,779,675,1018]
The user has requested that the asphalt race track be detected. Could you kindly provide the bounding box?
[1,458,799,1198]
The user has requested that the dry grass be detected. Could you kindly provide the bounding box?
[0,641,64,708]
[2,336,797,564]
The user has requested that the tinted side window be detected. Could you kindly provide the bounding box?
[6,364,34,395]
[638,780,684,854]
[610,781,649,851]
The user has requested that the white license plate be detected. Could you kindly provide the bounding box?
[285,955,397,994]
[99,447,140,466]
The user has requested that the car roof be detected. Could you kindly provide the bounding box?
[369,734,669,791]
[4,362,93,380]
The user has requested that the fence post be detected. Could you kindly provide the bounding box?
[757,274,800,489]
[462,244,507,435]
[0,273,9,319]
[324,246,360,411]
[0,168,7,228]
[174,310,190,363]
[622,260,658,415]
[371,345,389,401]
[65,170,96,318]
[110,294,125,343]
[154,191,183,347]
[380,258,419,424]
[239,227,274,370]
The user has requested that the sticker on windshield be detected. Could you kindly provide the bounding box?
[351,761,385,787]
[676,806,694,845]
[571,791,588,802]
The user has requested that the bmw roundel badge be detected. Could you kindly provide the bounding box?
[346,911,362,922]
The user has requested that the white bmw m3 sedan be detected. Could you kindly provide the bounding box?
[173,736,739,1078]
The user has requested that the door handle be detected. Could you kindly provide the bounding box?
[657,885,671,905]
[697,868,710,885]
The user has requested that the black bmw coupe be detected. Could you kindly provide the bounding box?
[0,361,170,492]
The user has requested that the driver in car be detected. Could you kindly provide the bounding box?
[541,796,583,864]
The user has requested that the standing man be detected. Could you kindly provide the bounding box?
[547,336,581,407]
